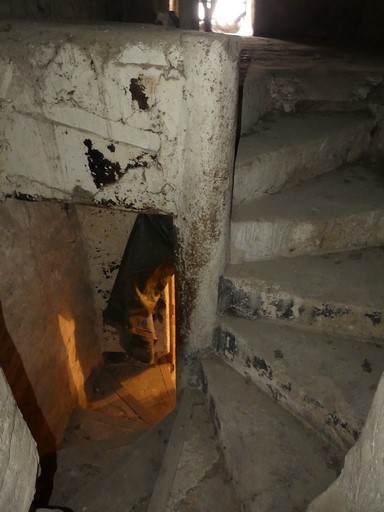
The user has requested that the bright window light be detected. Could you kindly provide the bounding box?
[199,0,253,36]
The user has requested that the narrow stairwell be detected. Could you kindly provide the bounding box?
[201,58,384,511]
[44,47,384,512]
[46,360,176,511]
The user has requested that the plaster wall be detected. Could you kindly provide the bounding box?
[0,22,239,355]
[76,205,137,352]
[308,371,384,512]
[0,368,39,512]
[0,199,101,450]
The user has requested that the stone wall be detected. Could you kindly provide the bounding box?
[308,371,384,512]
[0,368,39,512]
[0,23,239,356]
[0,199,101,450]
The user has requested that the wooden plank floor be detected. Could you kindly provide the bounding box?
[88,360,176,426]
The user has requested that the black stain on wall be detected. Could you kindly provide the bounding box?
[362,359,373,373]
[129,77,149,110]
[224,331,239,357]
[303,396,322,408]
[272,298,295,320]
[14,192,36,202]
[274,349,284,359]
[311,304,350,320]
[252,356,273,380]
[83,139,156,190]
[365,311,382,325]
[282,382,292,392]
[325,413,360,441]
[84,139,122,188]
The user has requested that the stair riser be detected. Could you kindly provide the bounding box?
[201,356,341,512]
[219,277,384,340]
[233,119,375,207]
[230,211,384,263]
[215,325,368,449]
[242,67,384,134]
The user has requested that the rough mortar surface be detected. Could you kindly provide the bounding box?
[0,368,39,512]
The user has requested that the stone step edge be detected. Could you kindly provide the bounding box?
[241,65,383,133]
[147,388,197,512]
[229,210,384,264]
[233,113,376,206]
[199,354,344,512]
[219,274,384,342]
[214,320,367,450]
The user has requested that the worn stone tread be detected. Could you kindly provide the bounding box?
[234,164,384,223]
[202,354,342,512]
[233,111,375,206]
[231,164,384,262]
[218,316,384,448]
[241,64,384,133]
[222,247,384,339]
[164,390,241,512]
[65,411,176,512]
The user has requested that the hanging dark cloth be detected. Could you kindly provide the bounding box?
[103,214,174,345]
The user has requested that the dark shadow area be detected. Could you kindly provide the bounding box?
[0,301,57,507]
[103,214,175,366]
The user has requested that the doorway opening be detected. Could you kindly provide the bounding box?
[52,207,177,506]
[0,199,176,508]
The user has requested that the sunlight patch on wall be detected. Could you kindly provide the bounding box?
[58,313,87,407]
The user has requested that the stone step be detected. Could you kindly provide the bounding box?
[241,64,384,134]
[231,164,384,263]
[64,410,176,512]
[201,354,343,512]
[233,111,376,208]
[217,316,384,449]
[149,389,241,512]
[220,247,384,340]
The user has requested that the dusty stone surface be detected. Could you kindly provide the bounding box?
[242,64,384,133]
[202,354,342,512]
[222,247,384,341]
[50,408,147,506]
[0,199,101,448]
[0,368,39,512]
[65,411,176,511]
[0,22,239,354]
[233,111,376,207]
[231,164,384,263]
[218,316,384,449]
[308,371,384,512]
[76,206,137,351]
[166,399,240,512]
